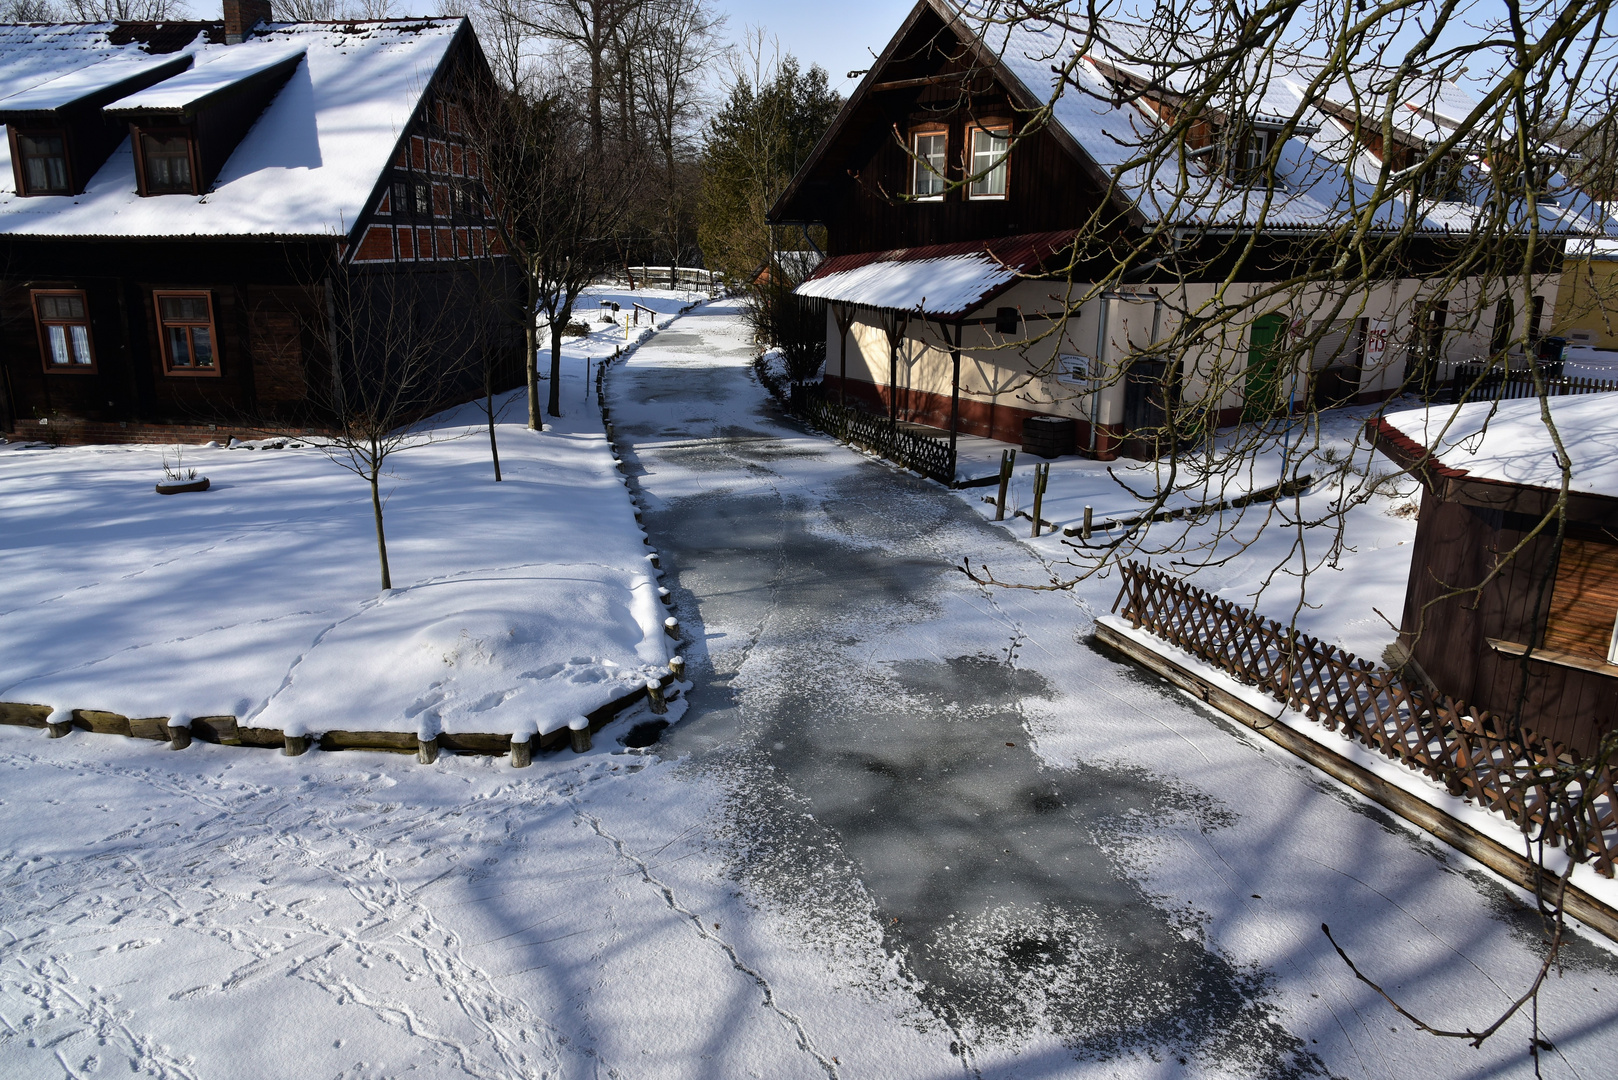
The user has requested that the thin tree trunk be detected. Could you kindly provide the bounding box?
[369,449,392,591]
[525,277,540,430]
[547,304,567,417]
[484,353,502,482]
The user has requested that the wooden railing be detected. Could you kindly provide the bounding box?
[1448,364,1618,404]
[789,384,958,486]
[1113,560,1617,877]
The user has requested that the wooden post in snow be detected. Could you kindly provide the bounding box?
[417,736,439,765]
[510,736,532,768]
[569,717,591,754]
[1031,462,1050,538]
[1082,504,1093,540]
[995,448,1015,520]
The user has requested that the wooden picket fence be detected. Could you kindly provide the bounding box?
[789,384,958,486]
[1113,561,1618,877]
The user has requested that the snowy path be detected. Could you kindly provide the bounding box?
[3,301,1617,1079]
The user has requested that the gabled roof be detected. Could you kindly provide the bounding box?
[0,18,465,240]
[796,230,1077,317]
[776,0,1618,239]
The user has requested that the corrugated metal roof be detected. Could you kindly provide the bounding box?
[797,230,1078,317]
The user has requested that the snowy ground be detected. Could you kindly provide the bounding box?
[0,286,702,743]
[4,300,1618,1080]
[944,405,1422,661]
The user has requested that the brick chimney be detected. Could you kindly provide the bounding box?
[223,0,272,43]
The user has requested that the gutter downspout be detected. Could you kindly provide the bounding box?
[1088,294,1111,455]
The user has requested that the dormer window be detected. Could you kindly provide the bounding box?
[137,130,196,195]
[1414,151,1464,203]
[1225,125,1280,184]
[16,132,69,194]
[912,128,946,200]
[968,125,1010,199]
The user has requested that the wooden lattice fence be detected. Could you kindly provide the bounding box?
[1113,561,1618,877]
[789,384,957,486]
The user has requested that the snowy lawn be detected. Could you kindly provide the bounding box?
[953,403,1422,661]
[0,291,700,743]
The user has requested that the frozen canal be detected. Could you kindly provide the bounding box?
[1,302,1615,1079]
[606,303,1618,1077]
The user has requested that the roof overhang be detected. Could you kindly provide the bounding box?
[794,229,1078,319]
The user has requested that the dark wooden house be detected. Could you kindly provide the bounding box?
[0,5,522,444]
[774,1,1598,459]
[1372,396,1618,758]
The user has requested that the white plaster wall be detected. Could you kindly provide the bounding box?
[817,271,1560,427]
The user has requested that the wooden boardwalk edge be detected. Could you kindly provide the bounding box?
[1093,619,1618,944]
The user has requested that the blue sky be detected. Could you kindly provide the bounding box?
[708,0,916,96]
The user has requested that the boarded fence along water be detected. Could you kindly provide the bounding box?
[1112,561,1618,877]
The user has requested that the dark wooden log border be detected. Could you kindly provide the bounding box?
[0,673,675,760]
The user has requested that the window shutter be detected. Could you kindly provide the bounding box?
[1544,536,1618,659]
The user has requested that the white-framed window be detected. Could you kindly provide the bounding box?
[912,130,946,199]
[32,290,95,372]
[1227,127,1277,183]
[968,125,1010,199]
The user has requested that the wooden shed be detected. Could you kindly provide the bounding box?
[1370,395,1618,758]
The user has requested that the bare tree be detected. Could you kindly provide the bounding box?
[635,0,724,264]
[522,0,642,151]
[0,0,60,19]
[305,266,479,591]
[64,0,184,17]
[464,83,638,426]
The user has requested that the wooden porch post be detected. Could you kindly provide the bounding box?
[949,321,962,457]
[881,310,909,429]
[832,302,854,407]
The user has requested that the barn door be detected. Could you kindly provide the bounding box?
[1243,313,1288,421]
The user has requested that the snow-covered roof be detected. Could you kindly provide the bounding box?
[0,19,462,239]
[0,22,200,102]
[106,40,304,113]
[0,50,192,112]
[797,230,1076,316]
[970,5,1618,238]
[1382,394,1618,497]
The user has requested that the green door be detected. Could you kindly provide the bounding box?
[1244,313,1288,422]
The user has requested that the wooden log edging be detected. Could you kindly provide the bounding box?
[1094,617,1618,943]
[0,672,678,763]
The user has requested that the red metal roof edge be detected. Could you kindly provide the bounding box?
[802,229,1081,284]
[1367,417,1470,481]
